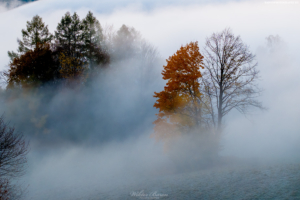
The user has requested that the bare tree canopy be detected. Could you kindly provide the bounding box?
[201,28,264,132]
[0,117,28,178]
[0,116,29,199]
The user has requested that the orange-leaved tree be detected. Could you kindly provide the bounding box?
[151,41,206,148]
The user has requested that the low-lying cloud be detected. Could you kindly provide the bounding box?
[0,0,299,198]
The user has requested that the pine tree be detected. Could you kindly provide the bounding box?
[55,12,83,59]
[112,25,141,60]
[82,11,109,68]
[55,12,88,81]
[8,15,53,61]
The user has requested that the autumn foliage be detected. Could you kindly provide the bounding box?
[151,42,204,148]
[5,11,109,89]
[59,52,85,81]
[6,43,59,89]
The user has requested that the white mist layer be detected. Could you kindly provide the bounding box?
[0,0,298,161]
[23,135,172,199]
[0,0,299,198]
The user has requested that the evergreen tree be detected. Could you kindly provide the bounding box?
[55,12,83,59]
[112,25,141,60]
[55,12,87,81]
[82,11,109,68]
[8,15,53,61]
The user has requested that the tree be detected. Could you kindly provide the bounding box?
[104,24,160,87]
[137,41,160,88]
[82,11,109,69]
[111,24,141,60]
[58,52,85,81]
[151,42,208,147]
[5,43,60,89]
[55,12,84,59]
[8,15,53,61]
[201,28,263,132]
[55,12,92,82]
[0,179,10,200]
[0,116,28,199]
[0,117,28,177]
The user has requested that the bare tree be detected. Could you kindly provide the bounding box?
[0,177,26,200]
[0,117,28,177]
[201,28,264,133]
[138,40,160,87]
[0,116,29,199]
[0,71,8,89]
[0,179,10,200]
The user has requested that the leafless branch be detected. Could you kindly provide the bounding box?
[201,28,264,132]
[0,117,29,178]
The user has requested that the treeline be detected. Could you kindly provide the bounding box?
[5,11,108,88]
[0,11,161,144]
[151,30,264,154]
[4,11,157,89]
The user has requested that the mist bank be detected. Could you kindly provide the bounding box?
[0,0,299,198]
[1,20,299,163]
[3,32,299,200]
[222,36,300,163]
[0,58,164,145]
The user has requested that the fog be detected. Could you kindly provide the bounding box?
[0,0,299,199]
[222,37,300,162]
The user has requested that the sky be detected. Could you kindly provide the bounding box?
[0,0,299,64]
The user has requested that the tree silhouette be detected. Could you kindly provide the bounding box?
[111,25,141,61]
[202,28,264,133]
[0,116,28,199]
[6,43,59,89]
[55,12,84,59]
[8,15,53,61]
[82,11,109,69]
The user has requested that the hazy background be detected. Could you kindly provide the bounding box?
[0,0,299,198]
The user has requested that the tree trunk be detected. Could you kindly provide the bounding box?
[217,89,223,133]
[217,65,224,133]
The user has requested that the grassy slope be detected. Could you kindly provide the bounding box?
[24,163,300,200]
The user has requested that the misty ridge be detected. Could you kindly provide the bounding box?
[0,6,299,199]
[0,0,36,13]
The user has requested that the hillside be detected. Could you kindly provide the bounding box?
[1,0,37,10]
[23,162,300,199]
